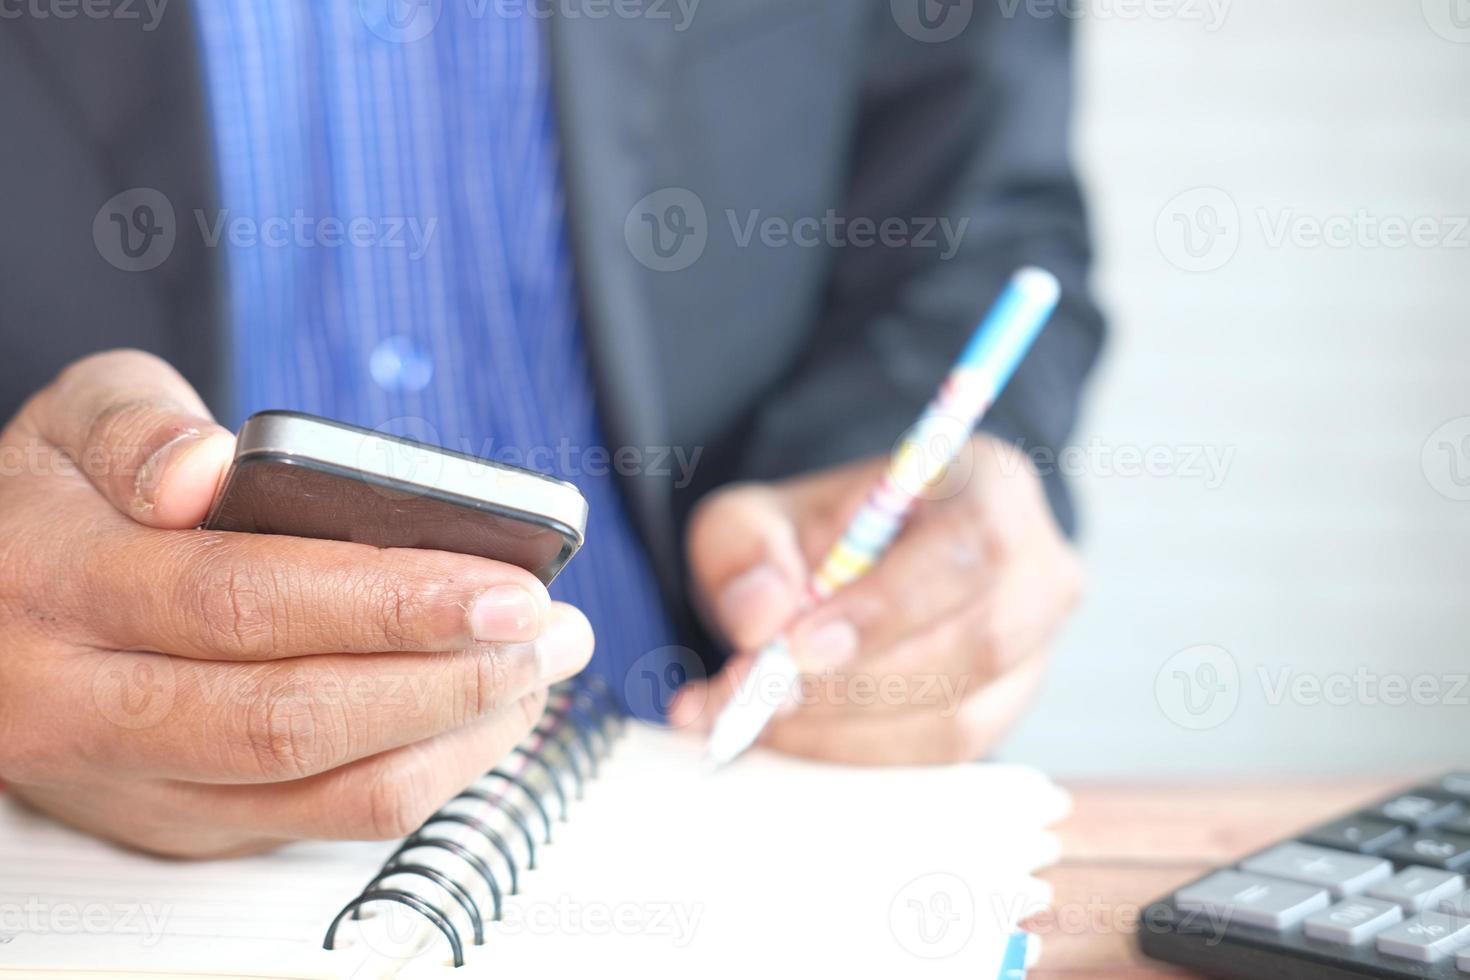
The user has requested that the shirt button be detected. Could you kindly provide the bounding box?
[369,335,434,393]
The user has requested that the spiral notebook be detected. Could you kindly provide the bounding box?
[0,678,1069,979]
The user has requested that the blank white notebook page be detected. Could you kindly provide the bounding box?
[0,726,1068,979]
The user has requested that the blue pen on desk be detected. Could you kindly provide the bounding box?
[703,267,1064,768]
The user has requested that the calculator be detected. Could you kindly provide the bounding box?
[1140,773,1470,978]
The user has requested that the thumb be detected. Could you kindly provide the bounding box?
[25,349,235,529]
[685,483,809,653]
[673,484,811,733]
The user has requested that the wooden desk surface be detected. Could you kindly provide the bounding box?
[1029,780,1400,977]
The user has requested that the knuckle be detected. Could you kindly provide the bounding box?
[188,551,286,658]
[462,644,535,718]
[240,674,334,780]
[361,568,424,648]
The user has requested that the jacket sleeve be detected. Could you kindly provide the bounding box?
[729,4,1105,535]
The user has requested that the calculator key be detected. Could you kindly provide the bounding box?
[1175,871,1329,930]
[1376,911,1470,962]
[1385,832,1470,871]
[1369,866,1467,913]
[1437,890,1470,918]
[1438,813,1470,837]
[1303,897,1403,945]
[1303,816,1407,855]
[1438,774,1470,799]
[1240,843,1392,897]
[1373,793,1463,828]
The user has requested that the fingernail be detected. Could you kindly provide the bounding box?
[470,586,540,643]
[795,619,859,673]
[718,563,787,627]
[535,609,594,680]
[134,429,204,512]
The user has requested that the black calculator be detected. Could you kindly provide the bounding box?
[1140,774,1470,978]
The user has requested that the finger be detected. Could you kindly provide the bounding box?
[55,604,592,783]
[0,780,284,860]
[71,525,556,660]
[21,349,235,529]
[789,526,1077,724]
[785,493,997,672]
[666,649,756,733]
[761,654,1049,765]
[685,484,810,651]
[185,692,551,842]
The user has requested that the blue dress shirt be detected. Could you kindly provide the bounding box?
[192,2,675,716]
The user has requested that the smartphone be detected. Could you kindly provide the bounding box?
[203,411,587,584]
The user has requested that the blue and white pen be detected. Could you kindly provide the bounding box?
[704,267,1064,768]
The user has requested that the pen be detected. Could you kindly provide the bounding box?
[703,266,1064,768]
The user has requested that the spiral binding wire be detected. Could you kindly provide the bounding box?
[323,675,624,968]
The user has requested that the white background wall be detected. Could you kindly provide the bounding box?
[998,0,1470,777]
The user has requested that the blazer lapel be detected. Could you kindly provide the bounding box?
[11,0,228,413]
[547,16,685,604]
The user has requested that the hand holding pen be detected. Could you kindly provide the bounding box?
[671,269,1081,766]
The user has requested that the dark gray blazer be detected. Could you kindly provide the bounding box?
[0,0,1104,622]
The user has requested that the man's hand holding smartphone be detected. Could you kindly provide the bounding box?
[0,350,593,858]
